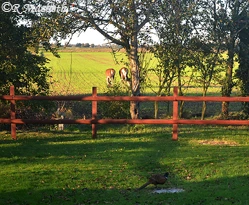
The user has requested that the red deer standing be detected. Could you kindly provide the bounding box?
[119,67,131,86]
[105,68,116,86]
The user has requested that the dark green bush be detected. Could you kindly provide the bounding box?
[98,84,130,119]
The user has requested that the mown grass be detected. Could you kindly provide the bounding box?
[0,125,248,205]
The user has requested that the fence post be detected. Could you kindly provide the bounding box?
[172,87,178,140]
[92,87,97,139]
[10,86,16,140]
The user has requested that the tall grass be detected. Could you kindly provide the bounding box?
[0,125,248,205]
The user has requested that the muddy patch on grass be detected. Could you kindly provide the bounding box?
[197,139,239,146]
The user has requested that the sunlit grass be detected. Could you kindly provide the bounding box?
[0,125,248,204]
[45,49,239,98]
[45,51,128,94]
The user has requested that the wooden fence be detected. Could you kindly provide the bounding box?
[0,86,249,140]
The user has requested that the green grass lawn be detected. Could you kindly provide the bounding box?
[0,125,248,205]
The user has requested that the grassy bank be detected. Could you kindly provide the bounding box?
[0,125,248,204]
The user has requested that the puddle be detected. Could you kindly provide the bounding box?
[152,188,185,194]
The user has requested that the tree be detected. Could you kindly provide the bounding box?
[151,0,198,118]
[45,0,157,119]
[209,0,249,118]
[149,43,177,119]
[190,39,224,119]
[0,11,51,96]
[186,0,228,120]
[0,7,56,122]
[236,10,249,116]
[75,43,82,47]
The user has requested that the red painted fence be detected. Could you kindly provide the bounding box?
[1,86,249,140]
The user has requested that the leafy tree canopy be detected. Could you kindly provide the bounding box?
[0,6,52,95]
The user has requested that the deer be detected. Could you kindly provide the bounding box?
[119,67,131,86]
[105,68,116,86]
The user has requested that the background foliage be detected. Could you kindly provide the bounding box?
[0,10,55,123]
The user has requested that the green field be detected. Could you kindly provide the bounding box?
[45,49,238,97]
[0,125,248,205]
[45,50,128,95]
[45,49,161,95]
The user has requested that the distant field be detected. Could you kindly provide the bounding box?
[45,48,159,95]
[45,47,241,96]
[45,51,128,94]
[45,49,235,96]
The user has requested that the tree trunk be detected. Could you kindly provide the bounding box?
[201,101,207,120]
[129,35,140,119]
[201,84,208,120]
[154,85,164,119]
[177,68,184,118]
[129,58,140,119]
[221,40,235,118]
[127,1,141,119]
[154,101,159,119]
[201,88,207,120]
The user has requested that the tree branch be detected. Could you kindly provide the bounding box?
[71,12,126,47]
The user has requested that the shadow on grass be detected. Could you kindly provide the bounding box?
[0,175,248,205]
[0,125,248,204]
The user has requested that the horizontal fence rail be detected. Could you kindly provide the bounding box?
[2,95,249,102]
[1,119,249,125]
[0,86,249,140]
